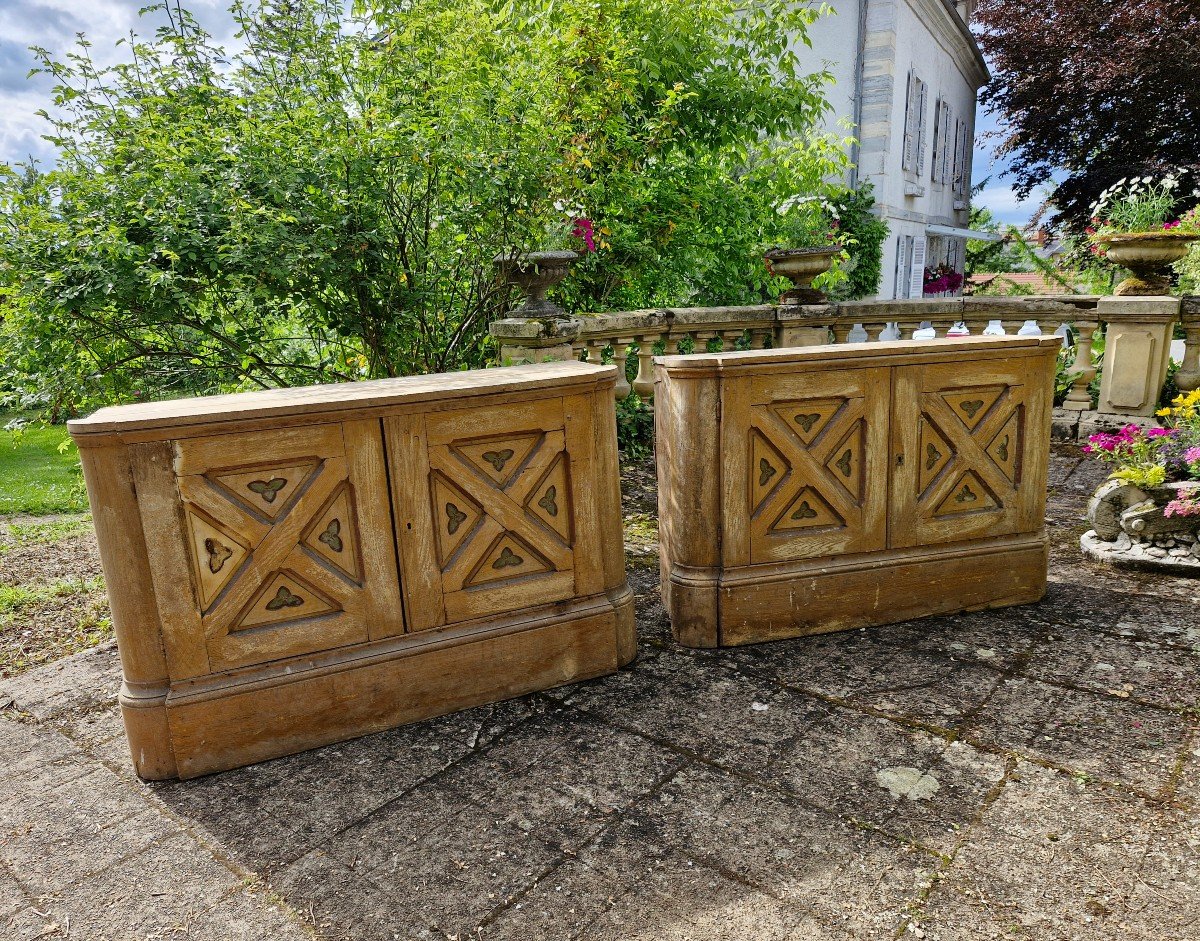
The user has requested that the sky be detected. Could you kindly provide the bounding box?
[0,0,1038,228]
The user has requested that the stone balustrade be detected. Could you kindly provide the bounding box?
[490,294,1198,439]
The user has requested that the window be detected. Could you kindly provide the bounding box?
[902,71,929,176]
[895,235,932,299]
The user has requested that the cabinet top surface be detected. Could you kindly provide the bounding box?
[655,335,1062,376]
[69,361,615,437]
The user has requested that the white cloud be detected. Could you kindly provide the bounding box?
[0,0,239,168]
[975,184,1042,215]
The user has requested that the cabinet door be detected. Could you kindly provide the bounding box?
[139,421,404,678]
[890,358,1043,548]
[387,397,588,630]
[729,367,892,566]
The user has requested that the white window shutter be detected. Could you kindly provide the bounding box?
[895,236,911,298]
[909,236,927,298]
[942,104,954,184]
[960,121,969,196]
[915,80,929,175]
[930,101,942,183]
[902,73,918,172]
[948,118,959,192]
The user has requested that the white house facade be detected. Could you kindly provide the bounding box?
[804,0,990,299]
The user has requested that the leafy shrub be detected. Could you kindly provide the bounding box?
[825,184,889,300]
[615,394,655,459]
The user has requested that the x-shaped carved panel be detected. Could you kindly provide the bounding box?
[179,456,366,641]
[428,429,574,593]
[749,396,868,541]
[916,385,1024,521]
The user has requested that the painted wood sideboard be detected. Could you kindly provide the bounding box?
[69,362,634,779]
[654,336,1060,647]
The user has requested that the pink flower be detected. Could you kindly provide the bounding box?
[571,217,596,253]
[1164,219,1182,230]
[1145,427,1176,438]
[1184,446,1200,463]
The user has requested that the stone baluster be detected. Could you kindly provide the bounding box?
[749,329,770,349]
[696,331,718,353]
[632,334,657,402]
[1062,320,1098,412]
[721,329,744,351]
[612,339,634,399]
[831,323,853,344]
[585,341,604,365]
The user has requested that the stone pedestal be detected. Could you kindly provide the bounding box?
[489,316,583,364]
[1096,296,1180,417]
[775,303,835,347]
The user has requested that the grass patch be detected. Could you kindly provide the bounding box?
[0,514,94,551]
[0,575,110,678]
[0,412,88,516]
[623,510,660,568]
[0,576,106,618]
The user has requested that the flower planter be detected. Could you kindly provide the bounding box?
[1082,479,1200,573]
[494,250,578,318]
[1095,232,1198,296]
[764,247,839,304]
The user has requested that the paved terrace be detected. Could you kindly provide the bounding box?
[2,445,1199,941]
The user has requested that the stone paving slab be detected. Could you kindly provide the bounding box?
[2,446,1199,940]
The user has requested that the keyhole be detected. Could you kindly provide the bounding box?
[896,454,905,467]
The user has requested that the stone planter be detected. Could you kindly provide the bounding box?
[1082,478,1200,573]
[1095,232,1198,296]
[764,246,840,304]
[494,250,578,318]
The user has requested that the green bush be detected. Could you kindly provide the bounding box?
[825,184,889,300]
[615,395,655,459]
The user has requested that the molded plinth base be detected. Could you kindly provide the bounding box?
[131,590,633,780]
[667,532,1049,648]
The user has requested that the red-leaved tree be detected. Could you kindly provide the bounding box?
[974,0,1200,229]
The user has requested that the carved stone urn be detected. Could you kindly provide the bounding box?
[764,247,840,305]
[1096,232,1198,296]
[1081,478,1200,573]
[494,250,579,318]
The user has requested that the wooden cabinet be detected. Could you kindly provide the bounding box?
[655,336,1059,648]
[70,363,633,779]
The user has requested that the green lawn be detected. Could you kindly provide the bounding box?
[0,413,89,516]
